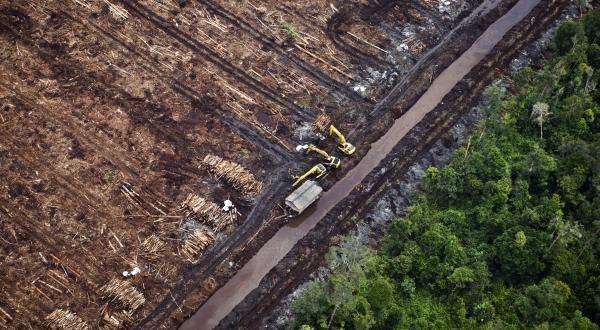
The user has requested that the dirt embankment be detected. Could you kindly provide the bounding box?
[216,0,572,328]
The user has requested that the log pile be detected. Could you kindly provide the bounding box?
[45,309,89,330]
[313,112,331,132]
[180,194,235,232]
[100,279,145,312]
[181,229,215,260]
[201,155,263,198]
[402,36,426,54]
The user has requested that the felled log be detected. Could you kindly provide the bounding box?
[181,230,215,260]
[100,279,145,312]
[45,309,89,330]
[180,194,234,232]
[201,155,263,198]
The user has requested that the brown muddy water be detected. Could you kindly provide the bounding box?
[180,0,541,328]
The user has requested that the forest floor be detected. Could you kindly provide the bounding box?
[0,0,482,328]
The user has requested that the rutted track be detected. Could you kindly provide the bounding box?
[115,0,312,121]
[180,0,570,328]
[195,0,368,104]
[4,2,293,162]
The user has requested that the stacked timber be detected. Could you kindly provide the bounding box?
[181,229,215,260]
[180,194,234,232]
[201,155,263,198]
[100,279,145,312]
[45,309,89,330]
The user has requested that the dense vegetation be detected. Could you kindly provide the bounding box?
[291,10,600,330]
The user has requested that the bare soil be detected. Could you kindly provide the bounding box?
[0,0,486,328]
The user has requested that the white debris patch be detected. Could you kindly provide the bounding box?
[397,43,409,52]
[223,199,235,212]
[352,84,368,97]
[296,144,309,152]
[122,266,142,277]
[438,0,453,14]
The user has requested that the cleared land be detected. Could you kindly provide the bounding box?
[0,0,481,328]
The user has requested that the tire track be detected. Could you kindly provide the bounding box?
[2,7,297,325]
[0,126,113,220]
[116,0,312,122]
[325,0,396,69]
[2,6,296,326]
[10,1,292,163]
[58,7,292,162]
[0,73,160,213]
[132,176,290,329]
[196,0,368,104]
[0,197,104,287]
[2,4,290,166]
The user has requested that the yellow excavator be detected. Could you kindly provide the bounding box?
[292,163,327,187]
[302,144,341,168]
[329,125,356,155]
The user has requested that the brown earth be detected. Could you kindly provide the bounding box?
[0,0,481,328]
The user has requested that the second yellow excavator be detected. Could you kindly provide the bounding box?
[329,125,356,155]
[304,144,341,168]
[292,163,327,187]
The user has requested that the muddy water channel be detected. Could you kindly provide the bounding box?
[180,0,541,328]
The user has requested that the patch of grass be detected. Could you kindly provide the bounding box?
[282,22,303,43]
[103,170,115,184]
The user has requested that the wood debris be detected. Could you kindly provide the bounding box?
[421,0,439,9]
[313,112,331,132]
[201,155,263,198]
[99,304,131,329]
[140,235,166,259]
[402,36,426,54]
[101,279,145,312]
[120,182,166,215]
[181,229,215,260]
[180,194,236,232]
[45,309,89,330]
[0,307,12,324]
[102,0,129,20]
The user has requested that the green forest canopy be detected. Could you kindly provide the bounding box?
[291,9,600,330]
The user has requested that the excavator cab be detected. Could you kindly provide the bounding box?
[306,144,341,169]
[324,156,341,168]
[292,164,327,187]
[329,125,356,155]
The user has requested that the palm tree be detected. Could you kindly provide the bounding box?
[531,102,551,140]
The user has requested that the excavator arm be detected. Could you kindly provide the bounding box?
[328,125,356,155]
[292,164,327,187]
[328,125,346,144]
[307,145,341,168]
[307,145,330,159]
